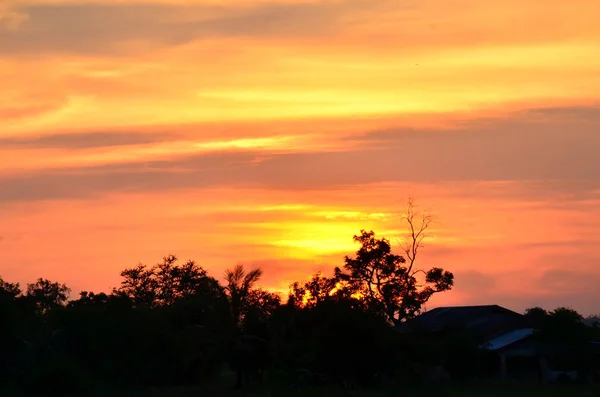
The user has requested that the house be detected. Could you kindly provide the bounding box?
[397,305,527,340]
[397,305,542,381]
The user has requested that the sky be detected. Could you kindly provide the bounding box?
[1,0,600,315]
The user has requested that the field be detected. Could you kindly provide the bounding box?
[78,379,599,397]
[4,371,599,397]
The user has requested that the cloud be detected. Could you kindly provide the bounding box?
[1,105,599,203]
[435,264,600,316]
[476,254,600,315]
[0,0,383,55]
[3,0,598,57]
[535,251,600,288]
[0,2,28,31]
[349,106,600,182]
[529,266,600,315]
[455,269,497,295]
[0,151,260,203]
[0,130,177,149]
[528,104,600,122]
[0,102,66,121]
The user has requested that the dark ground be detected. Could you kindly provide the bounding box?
[11,375,596,397]
[81,384,599,397]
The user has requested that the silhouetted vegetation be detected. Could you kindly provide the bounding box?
[1,202,599,396]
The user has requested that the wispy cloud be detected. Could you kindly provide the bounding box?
[1,0,600,314]
[0,1,28,31]
[1,106,599,203]
[0,130,177,149]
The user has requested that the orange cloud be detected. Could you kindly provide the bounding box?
[0,1,28,31]
[2,0,600,315]
[2,0,600,135]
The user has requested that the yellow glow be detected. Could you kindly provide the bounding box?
[2,0,600,313]
[311,211,393,220]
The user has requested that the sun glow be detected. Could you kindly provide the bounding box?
[2,0,600,314]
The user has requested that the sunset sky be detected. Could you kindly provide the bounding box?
[1,0,600,315]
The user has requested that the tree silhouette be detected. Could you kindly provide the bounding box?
[524,306,549,328]
[0,218,465,395]
[289,272,338,308]
[0,276,21,299]
[116,263,157,307]
[25,278,70,315]
[116,255,213,307]
[400,197,433,277]
[332,200,453,325]
[224,264,263,327]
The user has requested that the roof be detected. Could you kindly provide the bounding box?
[482,328,535,350]
[398,305,526,341]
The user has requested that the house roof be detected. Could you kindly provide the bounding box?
[482,328,535,350]
[398,305,526,341]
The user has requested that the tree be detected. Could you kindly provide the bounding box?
[25,278,70,315]
[400,197,433,278]
[241,289,281,337]
[116,263,157,307]
[524,306,548,328]
[289,272,338,308]
[537,307,587,343]
[584,314,600,328]
[531,307,592,373]
[0,275,26,380]
[333,200,454,325]
[0,276,21,299]
[116,255,211,307]
[68,291,111,308]
[224,264,263,327]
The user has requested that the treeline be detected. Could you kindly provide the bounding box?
[0,227,455,396]
[2,207,599,395]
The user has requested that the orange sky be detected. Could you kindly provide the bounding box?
[1,0,600,315]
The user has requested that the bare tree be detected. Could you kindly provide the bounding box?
[400,197,434,278]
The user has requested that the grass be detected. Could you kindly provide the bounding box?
[4,371,599,397]
[78,379,600,397]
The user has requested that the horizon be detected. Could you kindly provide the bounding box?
[2,0,600,316]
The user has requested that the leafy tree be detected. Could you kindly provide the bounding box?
[524,306,548,328]
[527,307,595,374]
[0,276,22,299]
[537,307,586,343]
[289,272,338,308]
[278,295,393,387]
[241,288,281,338]
[0,276,26,385]
[333,200,454,325]
[116,255,211,307]
[25,278,70,315]
[334,229,453,325]
[68,291,111,308]
[153,255,210,305]
[116,263,157,307]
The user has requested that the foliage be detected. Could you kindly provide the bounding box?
[116,255,213,307]
[334,230,453,325]
[289,272,340,308]
[224,264,263,328]
[0,219,460,395]
[290,200,454,325]
[525,306,599,373]
[26,278,71,314]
